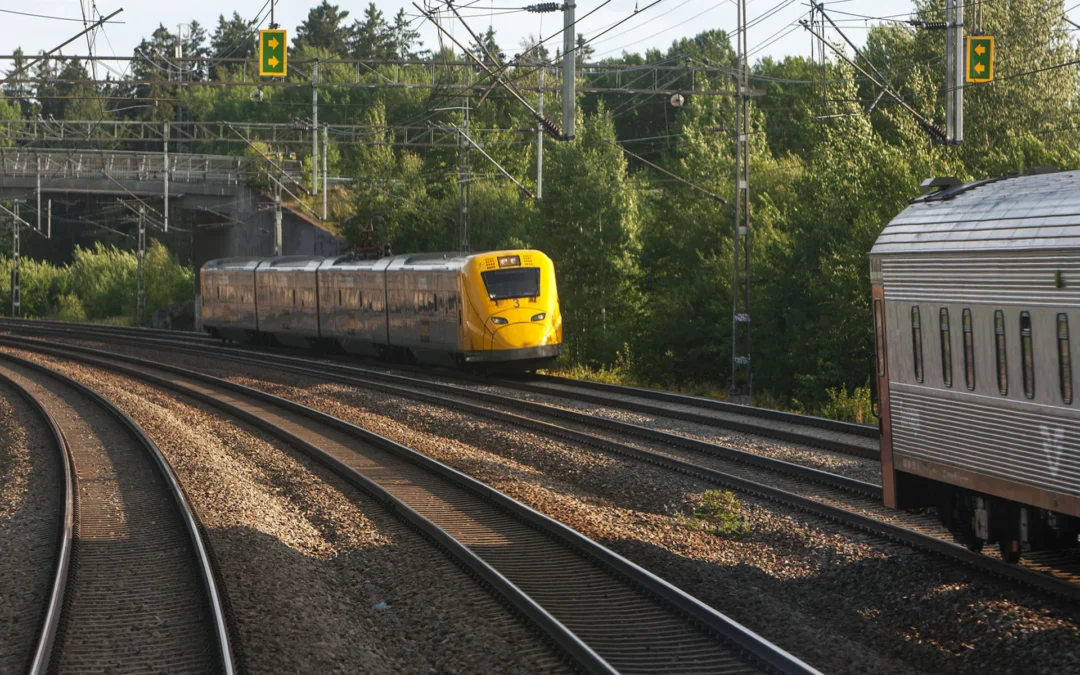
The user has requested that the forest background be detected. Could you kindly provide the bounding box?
[1,0,1078,417]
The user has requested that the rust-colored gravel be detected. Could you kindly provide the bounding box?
[3,348,567,675]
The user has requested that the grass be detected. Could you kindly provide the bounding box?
[542,360,879,425]
[684,490,752,538]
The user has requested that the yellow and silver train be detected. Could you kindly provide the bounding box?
[201,250,563,370]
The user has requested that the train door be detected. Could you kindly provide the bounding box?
[872,283,898,508]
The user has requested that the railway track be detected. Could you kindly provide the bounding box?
[0,351,234,674]
[0,318,878,458]
[0,336,819,675]
[7,329,1080,607]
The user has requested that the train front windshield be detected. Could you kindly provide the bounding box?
[481,268,540,300]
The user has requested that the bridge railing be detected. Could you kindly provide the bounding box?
[0,148,303,186]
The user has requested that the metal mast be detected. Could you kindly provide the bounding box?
[945,0,964,143]
[731,0,753,400]
[137,206,146,325]
[11,201,21,317]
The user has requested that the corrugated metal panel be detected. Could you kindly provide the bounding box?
[880,254,1080,306]
[872,171,1080,255]
[891,387,1080,498]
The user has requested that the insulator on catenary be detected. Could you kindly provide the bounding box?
[526,2,562,12]
[908,20,948,30]
[539,116,562,138]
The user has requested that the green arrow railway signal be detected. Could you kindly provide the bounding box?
[966,36,994,83]
[260,29,287,77]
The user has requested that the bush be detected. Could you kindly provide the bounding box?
[0,241,193,325]
[56,294,87,321]
[820,382,878,425]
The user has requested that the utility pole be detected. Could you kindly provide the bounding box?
[322,124,328,219]
[11,200,22,317]
[562,0,576,140]
[36,156,41,231]
[459,98,471,251]
[536,60,545,199]
[137,206,146,326]
[164,120,170,231]
[947,0,964,143]
[731,0,753,400]
[273,183,283,256]
[312,59,319,195]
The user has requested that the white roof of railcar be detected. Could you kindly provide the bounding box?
[871,170,1080,255]
[255,256,324,272]
[203,257,263,271]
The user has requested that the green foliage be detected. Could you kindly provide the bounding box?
[0,242,192,324]
[820,382,879,425]
[688,490,752,538]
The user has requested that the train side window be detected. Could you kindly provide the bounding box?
[963,309,975,390]
[1020,312,1035,399]
[873,300,885,377]
[1059,313,1072,405]
[338,289,342,306]
[940,308,952,387]
[292,289,297,306]
[995,310,1008,395]
[358,291,363,309]
[911,306,923,383]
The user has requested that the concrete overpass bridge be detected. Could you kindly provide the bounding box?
[0,148,347,264]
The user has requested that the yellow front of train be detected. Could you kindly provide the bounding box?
[461,250,562,369]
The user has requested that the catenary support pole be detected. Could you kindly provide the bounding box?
[562,0,576,140]
[273,184,283,256]
[36,156,41,231]
[953,0,964,143]
[537,62,544,199]
[312,59,319,196]
[11,201,21,317]
[137,206,146,326]
[322,124,328,219]
[945,0,955,141]
[164,120,170,231]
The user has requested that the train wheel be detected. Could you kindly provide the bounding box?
[999,539,1021,563]
[965,538,985,554]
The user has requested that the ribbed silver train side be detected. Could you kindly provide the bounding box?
[201,258,261,341]
[872,171,1080,560]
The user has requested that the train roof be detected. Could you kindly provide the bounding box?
[871,169,1080,256]
[202,257,263,271]
[256,256,324,271]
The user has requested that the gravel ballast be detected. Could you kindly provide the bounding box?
[17,339,1080,674]
[4,348,567,675]
[0,381,62,673]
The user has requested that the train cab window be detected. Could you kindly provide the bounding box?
[963,309,975,390]
[873,300,885,377]
[940,308,952,387]
[1059,313,1072,404]
[481,268,540,301]
[911,306,924,383]
[995,310,1008,395]
[1020,312,1035,399]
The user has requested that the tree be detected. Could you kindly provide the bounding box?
[211,12,258,61]
[350,3,394,60]
[293,1,352,56]
[389,9,423,59]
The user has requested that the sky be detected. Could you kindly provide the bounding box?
[1,0,1078,74]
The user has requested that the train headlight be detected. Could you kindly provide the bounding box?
[531,313,546,322]
[491,316,508,325]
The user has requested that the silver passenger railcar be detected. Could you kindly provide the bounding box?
[384,253,466,367]
[872,170,1080,561]
[254,257,323,348]
[201,258,261,341]
[316,255,391,355]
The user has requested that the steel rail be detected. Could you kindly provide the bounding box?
[0,351,236,675]
[0,371,75,675]
[0,335,821,675]
[4,332,1079,606]
[0,320,879,496]
[0,318,879,460]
